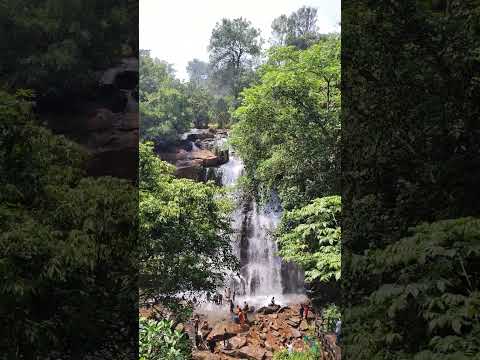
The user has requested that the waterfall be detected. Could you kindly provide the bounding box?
[219,151,305,304]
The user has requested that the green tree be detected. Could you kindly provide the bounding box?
[186,59,211,89]
[139,50,192,145]
[187,85,213,129]
[0,90,137,359]
[0,0,137,97]
[271,6,321,49]
[139,142,237,315]
[342,1,480,358]
[139,318,191,360]
[230,35,341,209]
[277,196,341,305]
[208,17,262,100]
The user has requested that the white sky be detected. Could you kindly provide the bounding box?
[140,0,340,80]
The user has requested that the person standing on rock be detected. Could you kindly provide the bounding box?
[208,338,216,353]
[304,304,310,320]
[193,314,200,336]
[223,328,229,348]
[229,299,235,313]
[287,340,294,353]
[299,303,304,319]
[270,297,276,306]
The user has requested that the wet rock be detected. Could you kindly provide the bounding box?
[190,149,221,167]
[175,159,204,180]
[257,305,280,315]
[187,132,215,142]
[277,306,290,314]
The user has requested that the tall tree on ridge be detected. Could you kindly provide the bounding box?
[208,17,262,102]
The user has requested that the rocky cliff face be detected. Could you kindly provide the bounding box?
[157,128,229,182]
[42,58,139,181]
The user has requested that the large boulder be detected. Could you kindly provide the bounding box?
[207,322,244,342]
[175,159,204,180]
[187,132,215,142]
[86,108,114,131]
[299,320,309,332]
[256,305,280,315]
[285,316,302,328]
[190,149,220,167]
[229,335,247,349]
[231,346,266,360]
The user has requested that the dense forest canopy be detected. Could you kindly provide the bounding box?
[342,1,480,359]
[0,0,137,105]
[0,91,138,358]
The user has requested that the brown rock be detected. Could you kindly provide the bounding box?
[265,333,282,352]
[190,149,220,167]
[175,323,185,333]
[277,306,290,314]
[175,160,204,180]
[299,320,309,332]
[207,322,244,342]
[269,321,279,331]
[86,108,114,131]
[229,336,247,349]
[232,346,266,360]
[285,316,302,327]
[291,328,302,338]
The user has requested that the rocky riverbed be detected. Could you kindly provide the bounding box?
[187,303,340,360]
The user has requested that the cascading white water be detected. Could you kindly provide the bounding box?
[242,199,283,296]
[219,150,305,307]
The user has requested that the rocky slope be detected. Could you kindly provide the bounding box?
[188,304,340,360]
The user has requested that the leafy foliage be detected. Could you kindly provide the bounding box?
[140,50,192,144]
[0,91,138,358]
[271,6,321,49]
[321,304,341,333]
[273,346,319,360]
[208,17,262,100]
[139,318,191,360]
[344,218,480,359]
[277,196,340,284]
[230,35,341,209]
[139,142,238,313]
[0,0,137,97]
[343,1,480,358]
